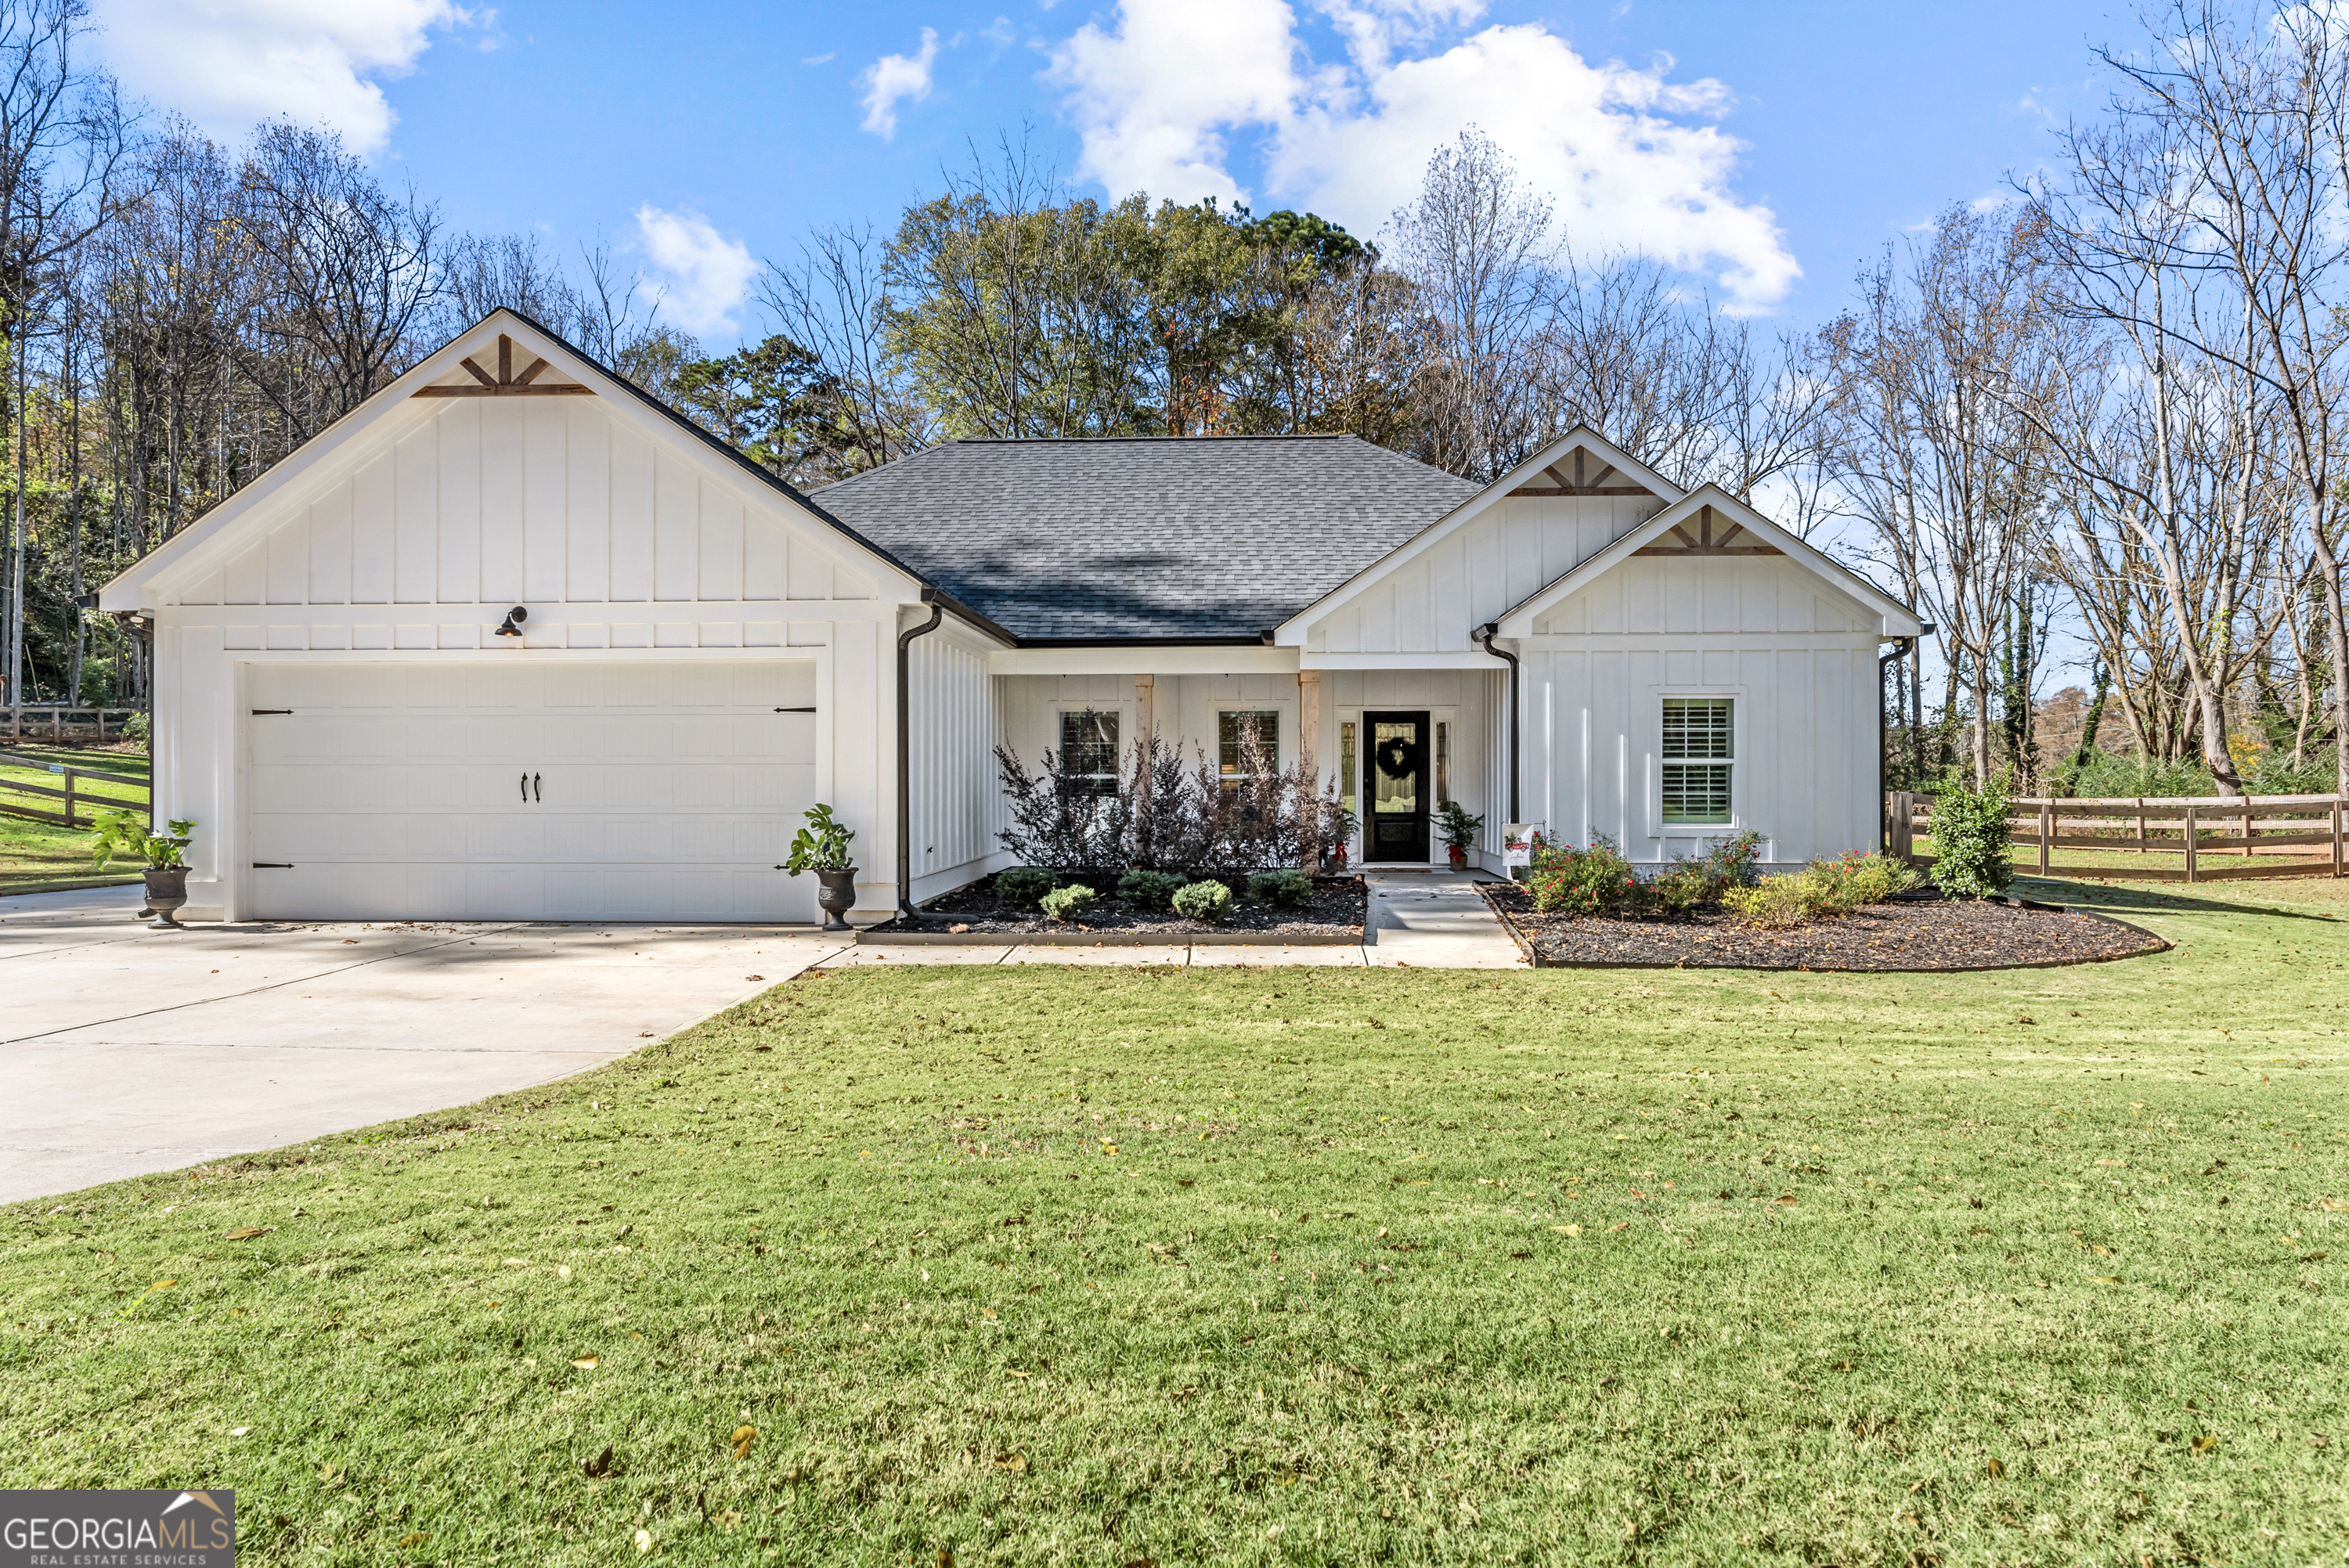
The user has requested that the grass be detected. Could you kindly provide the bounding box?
[2,876,2345,1565]
[0,742,147,893]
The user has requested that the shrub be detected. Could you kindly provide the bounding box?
[1525,837,1636,915]
[1246,868,1313,907]
[1723,874,1835,928]
[1723,852,1919,928]
[1038,884,1097,923]
[1436,800,1485,855]
[1170,880,1233,922]
[993,867,1059,908]
[1116,869,1187,909]
[1930,778,2014,899]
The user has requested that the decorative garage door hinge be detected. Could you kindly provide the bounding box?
[251,708,292,715]
[252,861,294,868]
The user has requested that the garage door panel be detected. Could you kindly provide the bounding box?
[248,659,820,921]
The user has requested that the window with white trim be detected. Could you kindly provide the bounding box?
[1660,697,1734,824]
[1218,710,1279,791]
[1059,710,1120,799]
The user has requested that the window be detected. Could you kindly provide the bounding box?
[1435,720,1452,806]
[1661,697,1734,824]
[1059,710,1120,798]
[1339,721,1358,816]
[1218,710,1279,789]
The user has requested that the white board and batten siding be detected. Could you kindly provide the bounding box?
[131,319,922,921]
[1523,555,1881,865]
[905,625,1005,901]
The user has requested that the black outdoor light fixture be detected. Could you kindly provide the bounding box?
[494,606,529,638]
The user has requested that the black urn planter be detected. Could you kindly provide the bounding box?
[814,867,859,932]
[142,866,190,929]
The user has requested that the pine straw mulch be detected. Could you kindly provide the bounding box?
[1478,884,2169,971]
[867,874,1368,939]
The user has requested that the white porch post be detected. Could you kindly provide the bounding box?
[1299,670,1321,867]
[1135,672,1155,741]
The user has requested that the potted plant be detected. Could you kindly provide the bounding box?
[1438,800,1485,871]
[784,802,858,931]
[1322,798,1359,874]
[90,810,197,928]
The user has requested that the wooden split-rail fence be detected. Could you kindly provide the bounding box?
[5,705,139,742]
[1888,791,2348,883]
[0,748,150,829]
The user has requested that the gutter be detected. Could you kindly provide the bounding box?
[1472,622,1520,824]
[1878,623,1932,852]
[895,592,949,919]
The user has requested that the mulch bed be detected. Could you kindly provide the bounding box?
[865,874,1368,939]
[1479,884,2168,971]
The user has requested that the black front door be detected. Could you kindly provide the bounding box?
[1364,711,1431,863]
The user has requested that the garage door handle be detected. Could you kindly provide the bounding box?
[520,771,529,803]
[533,772,543,802]
[253,861,293,869]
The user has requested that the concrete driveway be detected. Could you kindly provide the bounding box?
[0,887,844,1204]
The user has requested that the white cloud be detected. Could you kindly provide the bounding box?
[92,0,473,155]
[803,51,837,64]
[632,205,759,335]
[1049,0,1799,312]
[859,27,938,139]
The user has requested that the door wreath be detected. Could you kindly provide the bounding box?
[1376,735,1422,778]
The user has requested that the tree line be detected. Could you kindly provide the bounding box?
[0,0,2336,802]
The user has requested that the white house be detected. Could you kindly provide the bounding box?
[100,310,1925,925]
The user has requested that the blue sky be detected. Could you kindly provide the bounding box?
[92,0,2136,346]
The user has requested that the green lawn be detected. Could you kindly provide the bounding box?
[0,743,148,893]
[2,876,2344,1565]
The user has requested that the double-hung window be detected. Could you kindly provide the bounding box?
[1660,697,1734,824]
[1218,710,1279,791]
[1059,710,1120,799]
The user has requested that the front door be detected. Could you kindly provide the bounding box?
[1364,710,1431,863]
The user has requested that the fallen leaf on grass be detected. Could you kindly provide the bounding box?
[1607,1222,1629,1233]
[2192,1434,2219,1453]
[1986,1458,2005,1479]
[634,1528,653,1554]
[1004,1368,1032,1379]
[2320,1198,2349,1213]
[223,1227,272,1240]
[571,1355,599,1370]
[1551,1225,1580,1236]
[994,1452,1027,1471]
[397,1533,428,1548]
[731,1424,756,1460]
[1774,1195,1798,1206]
[230,1426,251,1436]
[583,1446,618,1479]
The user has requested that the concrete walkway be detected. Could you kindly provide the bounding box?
[0,886,848,1203]
[1361,871,1529,968]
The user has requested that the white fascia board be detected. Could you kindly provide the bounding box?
[103,308,928,611]
[1299,651,1508,670]
[1269,425,1686,647]
[988,645,1298,676]
[1491,484,1925,638]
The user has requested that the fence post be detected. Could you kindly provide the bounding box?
[2136,798,2146,854]
[2243,802,2253,859]
[62,767,75,829]
[2335,798,2344,879]
[2183,804,2198,884]
[1891,791,1914,863]
[2038,801,2052,875]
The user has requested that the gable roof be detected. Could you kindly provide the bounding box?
[1491,483,1925,637]
[812,435,1478,642]
[99,308,928,611]
[1271,425,1681,643]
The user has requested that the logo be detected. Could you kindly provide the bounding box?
[1,1489,234,1566]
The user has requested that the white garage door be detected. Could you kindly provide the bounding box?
[246,660,821,922]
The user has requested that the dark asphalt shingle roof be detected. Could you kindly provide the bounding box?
[811,436,1479,641]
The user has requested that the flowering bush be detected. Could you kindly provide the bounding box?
[1526,836,1638,915]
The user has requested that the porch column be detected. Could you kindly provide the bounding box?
[1134,673,1154,741]
[1298,670,1321,868]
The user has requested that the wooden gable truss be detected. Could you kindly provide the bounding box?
[1629,502,1781,557]
[1507,445,1658,498]
[411,333,594,398]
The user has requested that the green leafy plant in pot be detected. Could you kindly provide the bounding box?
[784,803,858,931]
[91,810,197,928]
[1437,800,1485,869]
